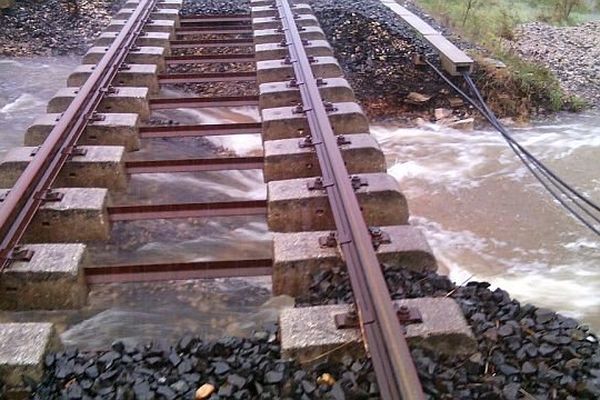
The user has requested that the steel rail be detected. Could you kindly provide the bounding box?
[86,258,272,284]
[149,95,259,109]
[108,199,267,221]
[125,156,264,173]
[275,1,425,399]
[0,0,157,270]
[139,122,261,138]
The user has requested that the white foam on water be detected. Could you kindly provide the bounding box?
[0,93,46,114]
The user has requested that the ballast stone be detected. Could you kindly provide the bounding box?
[0,323,60,389]
[257,56,343,84]
[25,112,140,151]
[47,86,151,120]
[0,146,127,190]
[83,46,167,72]
[67,64,159,94]
[261,102,369,140]
[254,40,333,61]
[263,133,385,182]
[280,298,476,362]
[272,225,437,296]
[267,172,409,232]
[259,78,355,109]
[0,244,88,310]
[0,188,110,243]
[253,26,326,44]
[252,14,318,30]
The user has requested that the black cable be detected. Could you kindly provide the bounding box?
[424,59,600,236]
[462,73,600,228]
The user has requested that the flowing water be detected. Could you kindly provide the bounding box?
[372,114,600,331]
[0,57,598,349]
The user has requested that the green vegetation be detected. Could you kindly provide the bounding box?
[415,0,597,116]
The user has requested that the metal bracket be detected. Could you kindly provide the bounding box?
[6,246,34,262]
[369,227,391,249]
[335,305,423,330]
[292,104,313,114]
[63,146,88,157]
[307,177,333,191]
[0,190,9,202]
[130,45,141,52]
[287,79,303,88]
[350,175,368,190]
[88,112,106,122]
[278,40,289,48]
[34,189,64,203]
[298,135,321,148]
[283,56,297,65]
[100,86,119,95]
[318,232,337,248]
[323,101,337,112]
[30,147,41,157]
[336,135,351,146]
[315,77,327,86]
[119,63,132,71]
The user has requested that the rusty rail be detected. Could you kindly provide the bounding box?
[275,1,425,398]
[0,0,157,270]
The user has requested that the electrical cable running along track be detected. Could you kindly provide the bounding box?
[273,0,425,399]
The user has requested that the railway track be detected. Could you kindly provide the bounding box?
[0,0,477,398]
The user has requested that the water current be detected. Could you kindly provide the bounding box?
[0,57,598,349]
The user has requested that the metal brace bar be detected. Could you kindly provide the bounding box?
[34,189,64,203]
[307,176,334,191]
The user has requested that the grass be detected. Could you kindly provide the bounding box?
[415,0,596,116]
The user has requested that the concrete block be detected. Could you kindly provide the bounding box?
[259,78,355,109]
[0,323,61,389]
[255,40,333,61]
[267,172,409,232]
[107,19,175,36]
[125,0,182,9]
[252,14,318,30]
[261,102,369,141]
[264,133,385,182]
[115,8,180,26]
[251,3,312,18]
[0,146,127,190]
[257,56,343,84]
[67,64,159,94]
[280,298,477,362]
[272,225,437,296]
[253,26,326,45]
[95,31,172,54]
[0,244,88,310]
[47,86,150,120]
[83,46,166,72]
[25,113,140,151]
[0,188,111,243]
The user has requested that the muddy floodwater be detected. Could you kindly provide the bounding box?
[0,56,598,349]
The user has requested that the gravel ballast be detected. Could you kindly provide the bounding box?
[506,21,600,107]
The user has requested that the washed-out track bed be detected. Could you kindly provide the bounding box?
[0,0,598,399]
